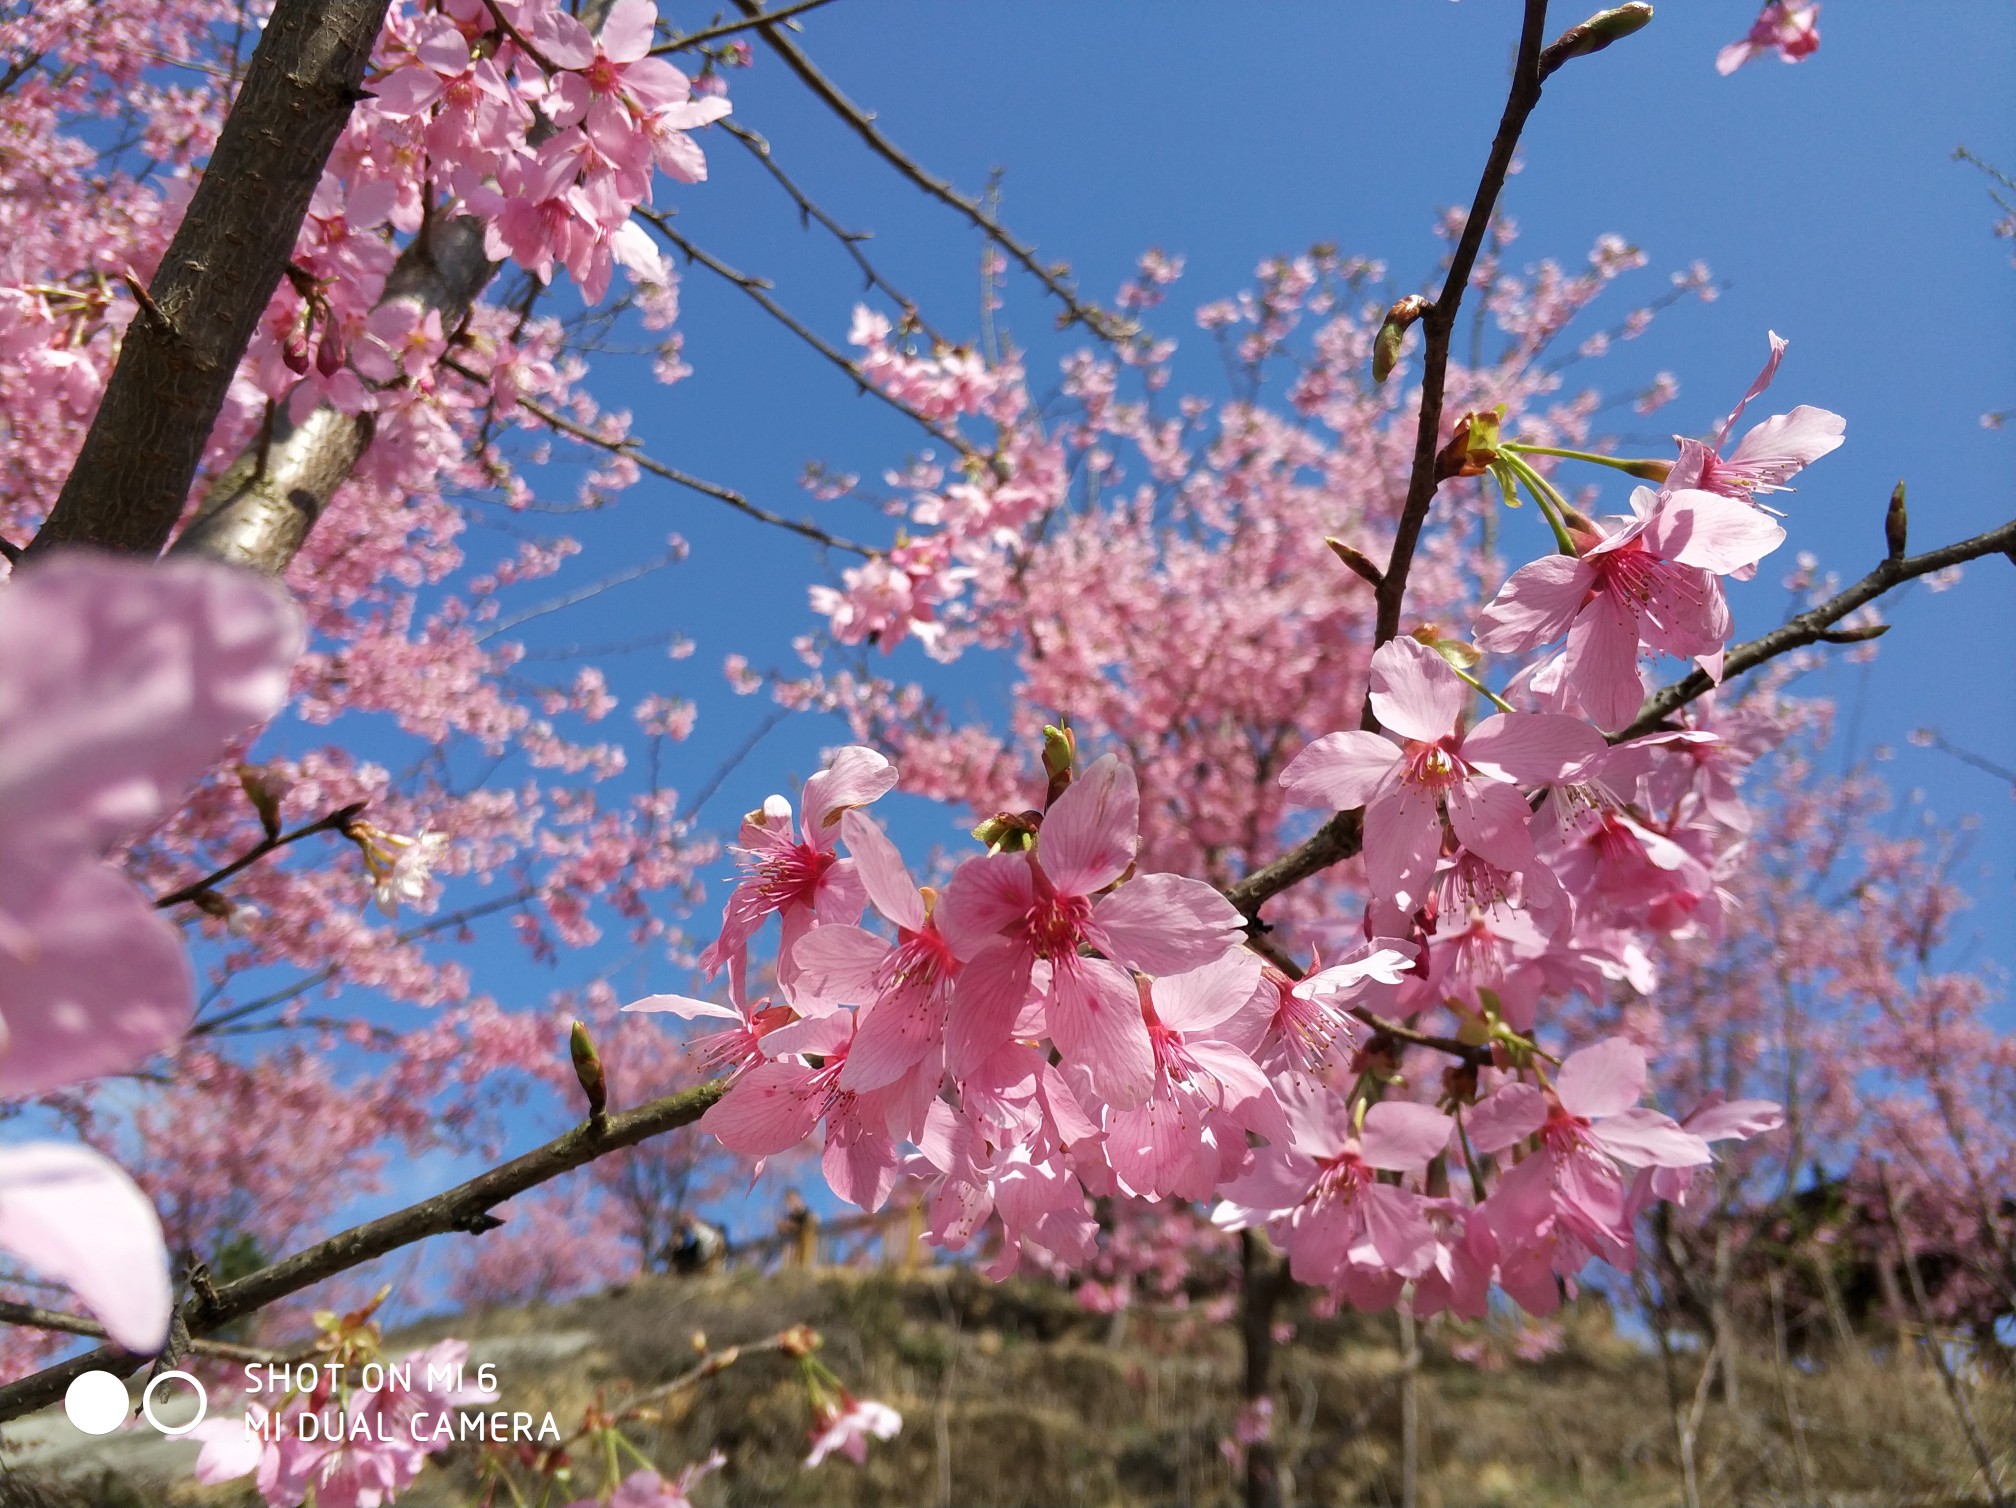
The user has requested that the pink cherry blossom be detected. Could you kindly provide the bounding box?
[1717,3,1821,75]
[1280,637,1603,912]
[1666,331,1844,508]
[934,755,1244,1107]
[695,745,898,997]
[804,1394,902,1468]
[1473,487,1784,730]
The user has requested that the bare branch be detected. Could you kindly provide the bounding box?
[1371,0,1552,662]
[720,118,949,347]
[0,1078,727,1422]
[1618,514,2016,740]
[638,210,983,462]
[439,355,876,555]
[727,0,1137,345]
[28,0,392,559]
[651,0,840,55]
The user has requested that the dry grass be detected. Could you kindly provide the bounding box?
[15,1267,2013,1507]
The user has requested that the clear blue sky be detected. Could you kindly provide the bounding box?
[177,1,2016,1302]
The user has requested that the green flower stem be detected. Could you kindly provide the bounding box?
[1450,664,1516,713]
[1503,440,1663,477]
[1498,453,1578,555]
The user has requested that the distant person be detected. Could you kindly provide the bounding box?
[668,1213,727,1275]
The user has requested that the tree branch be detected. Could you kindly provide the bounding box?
[651,0,840,55]
[1618,515,2016,741]
[28,0,392,559]
[728,0,1136,345]
[439,356,876,556]
[1370,0,1551,662]
[0,1078,727,1423]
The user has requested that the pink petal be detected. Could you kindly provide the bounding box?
[799,746,896,851]
[1647,489,1785,575]
[1684,1096,1785,1142]
[699,1060,823,1156]
[789,924,889,1004]
[840,810,923,930]
[1725,405,1845,487]
[1714,329,1789,446]
[0,553,303,863]
[1090,872,1243,976]
[1278,730,1400,810]
[0,861,194,1097]
[1047,956,1154,1109]
[1588,1108,1712,1169]
[1148,950,1264,1034]
[620,991,739,1021]
[1564,588,1645,732]
[1367,637,1465,742]
[1037,754,1138,896]
[0,1142,170,1352]
[1362,784,1443,914]
[945,944,1034,1077]
[597,0,658,63]
[1555,1038,1647,1118]
[1465,1082,1547,1153]
[1359,1100,1454,1173]
[1362,1183,1439,1279]
[840,986,938,1093]
[1460,712,1604,785]
[1446,777,1538,874]
[935,853,1037,960]
[530,8,597,69]
[1474,555,1594,653]
[371,65,447,119]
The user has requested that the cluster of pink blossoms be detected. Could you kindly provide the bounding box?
[639,333,1845,1316]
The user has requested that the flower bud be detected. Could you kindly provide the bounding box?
[237,762,286,839]
[1885,480,1907,561]
[1372,294,1431,384]
[1538,4,1655,82]
[1434,407,1505,481]
[1325,537,1384,588]
[569,1020,607,1121]
[1041,723,1076,807]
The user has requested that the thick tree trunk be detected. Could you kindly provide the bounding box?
[1240,1229,1289,1508]
[29,0,392,559]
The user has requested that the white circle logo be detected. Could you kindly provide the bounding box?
[62,1370,129,1436]
[141,1370,208,1435]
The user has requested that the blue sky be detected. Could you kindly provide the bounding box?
[161,2,2016,1306]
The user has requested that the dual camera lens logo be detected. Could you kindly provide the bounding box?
[63,1367,207,1436]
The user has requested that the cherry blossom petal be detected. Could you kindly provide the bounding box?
[699,1060,825,1156]
[598,0,659,63]
[1089,872,1243,976]
[1564,588,1645,732]
[1047,956,1154,1109]
[1460,712,1604,785]
[799,746,897,851]
[935,853,1038,960]
[1587,1108,1712,1169]
[840,810,924,931]
[1647,488,1786,574]
[1367,637,1465,742]
[1465,1082,1547,1153]
[621,992,740,1021]
[1361,1183,1439,1279]
[1446,777,1539,874]
[1037,754,1139,895]
[1278,730,1401,810]
[1150,950,1264,1033]
[1363,782,1443,914]
[0,1142,170,1352]
[1724,404,1844,486]
[1474,554,1594,652]
[1359,1100,1455,1173]
[790,924,890,1004]
[945,943,1034,1076]
[1555,1038,1648,1119]
[1683,1096,1786,1142]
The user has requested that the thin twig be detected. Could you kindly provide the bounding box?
[441,355,875,556]
[0,1299,285,1366]
[637,211,984,463]
[719,118,949,346]
[1619,514,2016,741]
[728,0,1136,345]
[154,803,365,910]
[650,0,838,55]
[0,1078,729,1423]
